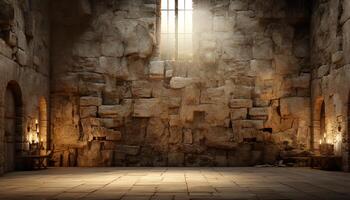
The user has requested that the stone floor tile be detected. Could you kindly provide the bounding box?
[1,168,350,200]
[120,195,152,200]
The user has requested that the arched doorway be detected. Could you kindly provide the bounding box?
[39,97,48,155]
[4,81,23,172]
[320,101,326,143]
[312,98,325,153]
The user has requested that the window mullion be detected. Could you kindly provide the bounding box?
[175,0,178,60]
[167,0,169,59]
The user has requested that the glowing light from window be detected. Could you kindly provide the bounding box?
[160,0,193,60]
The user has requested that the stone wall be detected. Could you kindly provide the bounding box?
[4,0,350,171]
[310,0,350,171]
[50,0,312,167]
[0,0,50,175]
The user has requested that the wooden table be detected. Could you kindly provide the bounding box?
[21,155,49,170]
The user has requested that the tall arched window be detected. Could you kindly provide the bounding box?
[160,0,193,60]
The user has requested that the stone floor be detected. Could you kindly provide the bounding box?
[0,167,350,200]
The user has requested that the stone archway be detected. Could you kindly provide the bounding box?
[4,81,23,172]
[320,101,326,143]
[312,98,325,153]
[39,97,48,155]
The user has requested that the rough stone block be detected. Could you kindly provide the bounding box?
[183,129,193,144]
[274,55,300,75]
[230,108,247,120]
[0,39,12,58]
[317,65,329,78]
[0,1,14,25]
[222,39,252,61]
[200,51,217,65]
[182,85,200,105]
[165,69,173,78]
[254,99,270,107]
[194,10,212,32]
[250,60,274,80]
[100,118,123,128]
[80,97,102,106]
[232,85,253,99]
[229,0,248,11]
[253,36,273,60]
[200,40,216,50]
[169,127,182,144]
[16,49,27,66]
[291,73,310,89]
[280,97,310,120]
[169,115,181,127]
[132,80,152,98]
[169,61,188,77]
[235,120,264,129]
[343,19,350,64]
[73,40,101,57]
[229,99,253,108]
[236,11,258,33]
[101,34,124,56]
[133,98,161,117]
[98,57,120,77]
[98,105,121,117]
[6,31,16,46]
[115,145,140,155]
[98,100,132,118]
[105,130,122,141]
[341,0,350,23]
[80,106,97,118]
[149,61,164,79]
[169,77,193,89]
[332,51,343,64]
[249,107,270,116]
[116,20,153,58]
[213,16,230,32]
[17,30,27,50]
[166,97,181,108]
[293,34,309,58]
[201,87,225,104]
[102,89,119,105]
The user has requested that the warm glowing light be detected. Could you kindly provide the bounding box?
[29,119,40,144]
[29,132,39,144]
[28,133,32,143]
[336,134,341,142]
[35,119,39,133]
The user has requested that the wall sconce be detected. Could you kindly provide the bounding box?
[29,120,39,145]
